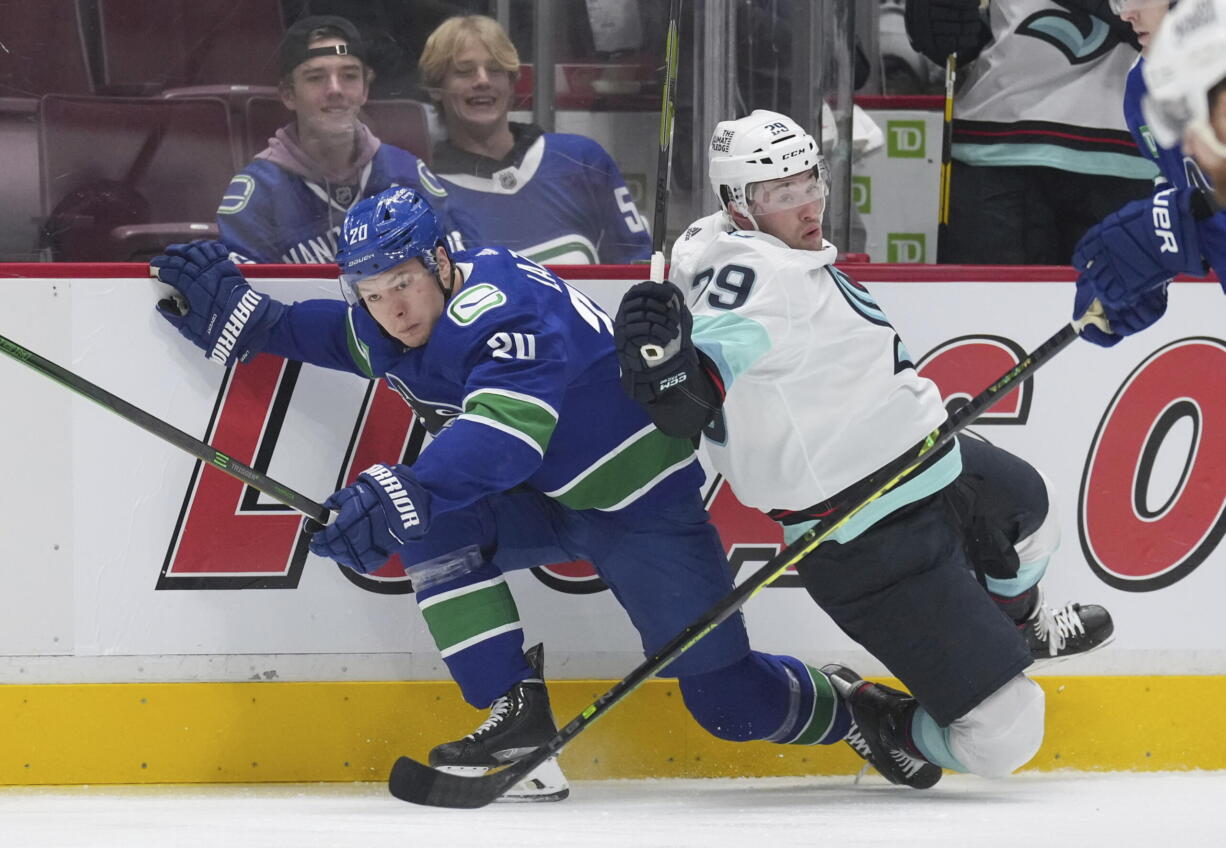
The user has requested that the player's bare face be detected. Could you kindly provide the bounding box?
[357,259,446,348]
[438,37,513,136]
[1115,0,1169,51]
[283,38,369,136]
[748,172,827,251]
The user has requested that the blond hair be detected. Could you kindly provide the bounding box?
[418,15,520,92]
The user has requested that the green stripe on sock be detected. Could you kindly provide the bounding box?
[420,582,521,653]
[787,665,838,746]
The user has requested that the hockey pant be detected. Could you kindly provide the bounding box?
[796,436,1058,774]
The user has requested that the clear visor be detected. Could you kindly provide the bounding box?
[1109,0,1169,14]
[746,169,828,216]
[341,263,413,307]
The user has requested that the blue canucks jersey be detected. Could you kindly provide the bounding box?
[431,124,652,265]
[261,247,701,517]
[1125,59,1226,284]
[216,144,479,264]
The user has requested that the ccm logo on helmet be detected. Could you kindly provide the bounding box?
[1152,188,1179,255]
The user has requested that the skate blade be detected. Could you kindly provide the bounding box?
[434,757,570,802]
[1029,632,1116,670]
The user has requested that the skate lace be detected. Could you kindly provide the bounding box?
[843,723,874,761]
[1032,603,1087,657]
[468,694,513,740]
[889,745,928,778]
[844,721,928,781]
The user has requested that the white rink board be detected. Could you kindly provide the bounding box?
[0,269,1223,682]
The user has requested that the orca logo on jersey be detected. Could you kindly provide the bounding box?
[1152,189,1179,255]
[364,464,421,533]
[209,289,264,364]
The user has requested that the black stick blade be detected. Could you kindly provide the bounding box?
[387,756,533,809]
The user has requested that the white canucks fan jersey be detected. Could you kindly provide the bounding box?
[670,213,955,535]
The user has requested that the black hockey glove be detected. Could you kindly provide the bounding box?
[904,0,991,67]
[614,280,700,405]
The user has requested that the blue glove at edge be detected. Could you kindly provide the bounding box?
[1073,280,1169,348]
[1072,187,1206,310]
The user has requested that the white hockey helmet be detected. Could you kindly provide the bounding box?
[708,109,828,230]
[1142,0,1226,152]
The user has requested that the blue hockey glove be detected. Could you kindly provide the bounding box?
[614,280,700,405]
[308,463,433,574]
[1072,187,1206,310]
[150,241,284,367]
[1073,280,1169,348]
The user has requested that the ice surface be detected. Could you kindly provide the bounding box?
[0,771,1220,848]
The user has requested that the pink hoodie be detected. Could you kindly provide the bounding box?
[257,121,382,186]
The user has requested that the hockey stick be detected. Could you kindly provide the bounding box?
[640,0,683,365]
[0,332,331,525]
[937,53,956,251]
[387,306,1108,808]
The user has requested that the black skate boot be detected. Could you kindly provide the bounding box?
[428,643,569,802]
[823,664,943,790]
[1022,589,1115,665]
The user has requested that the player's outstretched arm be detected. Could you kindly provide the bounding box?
[150,241,285,367]
[614,280,722,438]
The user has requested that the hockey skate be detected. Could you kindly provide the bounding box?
[1022,589,1115,665]
[823,664,943,790]
[429,643,569,802]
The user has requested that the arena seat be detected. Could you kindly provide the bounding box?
[38,95,234,261]
[96,0,284,94]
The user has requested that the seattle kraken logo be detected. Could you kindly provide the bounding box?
[1016,10,1123,65]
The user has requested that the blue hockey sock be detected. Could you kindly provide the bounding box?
[410,546,529,708]
[678,652,851,744]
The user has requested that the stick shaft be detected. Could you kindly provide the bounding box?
[0,332,329,524]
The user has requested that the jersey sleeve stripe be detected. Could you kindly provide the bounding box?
[543,424,695,510]
[462,387,559,422]
[691,311,772,387]
[461,390,558,454]
[344,308,377,379]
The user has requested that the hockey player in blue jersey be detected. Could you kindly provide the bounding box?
[614,111,1115,785]
[417,15,651,265]
[215,15,475,265]
[1071,0,1226,346]
[150,185,944,800]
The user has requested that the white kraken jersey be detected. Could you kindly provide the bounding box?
[670,213,950,517]
[953,0,1156,179]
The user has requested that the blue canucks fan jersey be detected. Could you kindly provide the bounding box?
[431,124,652,265]
[216,145,479,264]
[261,247,701,517]
[1125,59,1226,282]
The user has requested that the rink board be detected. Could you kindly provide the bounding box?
[0,263,1223,782]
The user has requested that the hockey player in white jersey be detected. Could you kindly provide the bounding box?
[613,110,1115,782]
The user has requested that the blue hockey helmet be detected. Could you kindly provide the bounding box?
[336,186,446,301]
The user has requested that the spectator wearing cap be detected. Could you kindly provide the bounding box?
[217,15,478,264]
[420,15,651,265]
